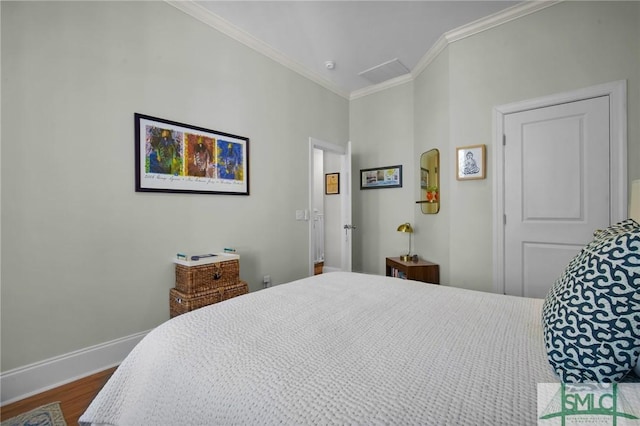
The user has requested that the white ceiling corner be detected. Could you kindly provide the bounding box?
[167,1,561,100]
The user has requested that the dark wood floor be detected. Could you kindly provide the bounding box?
[0,367,117,425]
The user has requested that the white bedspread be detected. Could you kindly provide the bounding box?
[80,272,558,425]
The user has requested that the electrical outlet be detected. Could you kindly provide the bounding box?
[263,275,271,288]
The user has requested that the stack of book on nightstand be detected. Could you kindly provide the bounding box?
[389,267,407,279]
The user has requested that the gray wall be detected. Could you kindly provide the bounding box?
[445,1,639,292]
[2,0,639,375]
[413,50,451,284]
[1,1,349,371]
[350,82,415,274]
[351,1,639,292]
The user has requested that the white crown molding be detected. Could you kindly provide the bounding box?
[411,35,450,82]
[446,0,562,44]
[412,0,562,78]
[165,0,562,101]
[164,0,350,100]
[166,1,561,101]
[350,73,413,101]
[0,330,149,406]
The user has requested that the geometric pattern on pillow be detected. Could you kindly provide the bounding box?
[542,227,640,383]
[593,218,639,240]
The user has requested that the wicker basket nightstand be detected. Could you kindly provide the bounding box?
[170,280,248,318]
[169,254,248,318]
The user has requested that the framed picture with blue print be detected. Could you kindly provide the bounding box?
[135,113,249,195]
[360,165,402,189]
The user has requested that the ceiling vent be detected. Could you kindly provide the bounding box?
[358,58,410,85]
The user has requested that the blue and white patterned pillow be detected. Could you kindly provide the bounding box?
[542,225,640,383]
[593,218,639,240]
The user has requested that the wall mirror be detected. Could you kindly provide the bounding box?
[417,149,440,214]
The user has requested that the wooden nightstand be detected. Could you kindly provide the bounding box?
[385,257,440,284]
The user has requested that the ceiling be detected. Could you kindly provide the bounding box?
[191,1,521,97]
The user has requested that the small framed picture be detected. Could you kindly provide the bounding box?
[456,144,486,180]
[360,165,403,189]
[325,172,340,195]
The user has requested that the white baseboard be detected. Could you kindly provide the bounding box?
[0,330,150,406]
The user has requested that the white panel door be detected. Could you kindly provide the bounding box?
[503,96,610,297]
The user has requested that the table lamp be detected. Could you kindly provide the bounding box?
[397,222,414,261]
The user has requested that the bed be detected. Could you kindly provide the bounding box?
[80,219,639,425]
[80,271,562,425]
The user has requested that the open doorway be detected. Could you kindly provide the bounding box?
[308,138,353,276]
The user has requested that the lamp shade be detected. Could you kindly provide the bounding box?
[397,223,413,233]
[630,179,640,222]
[397,223,414,261]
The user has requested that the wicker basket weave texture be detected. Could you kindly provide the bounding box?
[175,259,239,294]
[169,280,249,318]
[169,287,221,318]
[220,281,249,301]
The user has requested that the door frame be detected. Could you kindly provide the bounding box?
[492,80,627,294]
[308,137,351,276]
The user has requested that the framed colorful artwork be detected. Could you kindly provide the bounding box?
[135,113,249,195]
[360,165,403,189]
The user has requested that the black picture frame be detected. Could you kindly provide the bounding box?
[135,113,249,195]
[360,165,403,189]
[325,172,340,195]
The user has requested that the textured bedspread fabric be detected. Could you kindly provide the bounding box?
[80,272,558,425]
